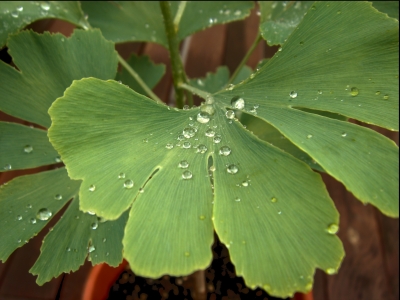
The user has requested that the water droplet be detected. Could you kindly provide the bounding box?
[3,164,12,170]
[142,138,148,143]
[278,211,282,215]
[87,211,95,215]
[24,145,33,153]
[327,223,339,234]
[226,110,235,119]
[183,127,196,138]
[166,143,174,149]
[383,94,389,100]
[54,194,62,201]
[209,166,216,172]
[89,185,96,192]
[326,268,336,275]
[199,215,205,220]
[102,238,107,242]
[271,197,277,203]
[234,197,241,202]
[311,5,316,10]
[29,218,36,224]
[299,41,304,46]
[219,146,231,156]
[205,129,215,137]
[197,144,208,154]
[196,111,210,124]
[17,239,21,243]
[91,222,98,230]
[16,215,22,221]
[36,208,52,221]
[213,135,222,144]
[234,10,241,16]
[124,180,134,189]
[227,164,238,174]
[307,134,313,139]
[11,10,19,18]
[200,104,215,116]
[182,141,191,149]
[183,105,190,110]
[55,156,62,163]
[241,180,249,187]
[350,87,359,96]
[182,170,193,180]
[118,172,126,179]
[231,96,245,110]
[40,2,50,10]
[88,245,95,253]
[341,132,347,137]
[178,160,189,168]
[289,91,298,98]
[16,6,23,12]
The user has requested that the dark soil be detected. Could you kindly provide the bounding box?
[108,235,288,300]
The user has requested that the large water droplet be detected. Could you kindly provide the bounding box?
[182,141,191,149]
[219,146,231,156]
[182,170,193,180]
[178,160,189,168]
[213,135,222,144]
[124,180,134,189]
[89,185,96,192]
[196,111,210,124]
[24,145,33,153]
[3,164,12,170]
[11,10,19,18]
[183,127,196,138]
[350,87,359,96]
[36,208,52,221]
[88,245,95,253]
[231,96,245,109]
[200,104,215,116]
[54,194,62,201]
[227,164,239,174]
[226,110,235,119]
[289,91,298,98]
[91,222,98,230]
[197,144,208,154]
[327,223,339,234]
[341,132,347,137]
[16,6,23,11]
[241,180,249,187]
[205,129,215,137]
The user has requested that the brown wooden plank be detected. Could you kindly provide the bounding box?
[59,260,93,300]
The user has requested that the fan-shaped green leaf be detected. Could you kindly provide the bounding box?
[0,29,117,128]
[372,1,399,20]
[0,122,59,171]
[115,54,165,96]
[259,1,314,46]
[30,196,128,285]
[47,77,343,296]
[0,1,90,47]
[81,2,253,47]
[0,168,80,261]
[214,1,399,216]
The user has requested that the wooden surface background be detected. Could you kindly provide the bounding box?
[0,6,398,300]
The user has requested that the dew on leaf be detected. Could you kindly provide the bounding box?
[11,11,19,18]
[213,135,222,144]
[199,215,205,220]
[205,129,215,137]
[383,94,389,100]
[88,245,95,253]
[182,141,191,149]
[226,110,235,119]
[3,164,12,170]
[124,179,134,189]
[197,111,210,124]
[16,215,22,221]
[177,134,185,141]
[178,160,189,168]
[326,268,336,275]
[227,164,239,174]
[241,180,249,187]
[166,143,174,149]
[271,197,277,203]
[118,172,126,179]
[327,223,339,234]
[350,87,359,96]
[341,132,347,137]
[209,166,216,172]
[197,144,208,154]
[289,91,298,98]
[16,6,23,11]
[200,104,215,116]
[54,194,62,201]
[91,222,98,230]
[183,127,196,138]
[375,91,381,95]
[234,197,241,202]
[40,3,50,10]
[29,218,36,224]
[182,170,193,180]
[55,156,62,162]
[231,96,245,109]
[103,238,107,242]
[36,208,52,221]
[24,145,33,153]
[183,105,190,110]
[219,146,231,156]
[307,134,313,139]
[89,185,96,192]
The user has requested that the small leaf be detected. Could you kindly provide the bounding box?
[259,1,314,46]
[0,168,80,261]
[115,54,165,96]
[0,122,59,171]
[0,29,118,128]
[30,197,128,285]
[0,1,90,47]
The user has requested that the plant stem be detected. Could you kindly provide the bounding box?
[227,33,262,85]
[180,83,211,101]
[117,54,163,103]
[160,1,187,109]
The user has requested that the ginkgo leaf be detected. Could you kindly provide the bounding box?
[47,77,343,296]
[0,168,80,261]
[214,1,399,216]
[0,122,59,171]
[115,54,165,96]
[0,1,90,47]
[80,2,253,47]
[259,1,314,46]
[0,29,118,128]
[30,196,128,285]
[372,1,399,20]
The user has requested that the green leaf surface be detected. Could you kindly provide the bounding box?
[0,1,90,47]
[259,1,314,46]
[0,29,118,128]
[0,168,80,261]
[81,1,253,47]
[372,1,399,20]
[48,78,343,296]
[0,122,60,171]
[115,54,165,96]
[30,196,128,285]
[214,1,399,216]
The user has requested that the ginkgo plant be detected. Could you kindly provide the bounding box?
[0,1,398,298]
